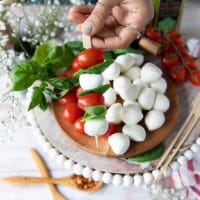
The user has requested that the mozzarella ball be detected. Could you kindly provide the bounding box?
[121,104,143,124]
[150,78,167,93]
[123,124,146,142]
[138,88,156,110]
[79,73,103,90]
[145,110,165,131]
[118,84,141,101]
[115,54,137,72]
[103,88,117,107]
[141,63,162,83]
[102,62,120,80]
[127,53,144,66]
[154,93,170,112]
[123,66,141,81]
[108,133,131,155]
[123,101,140,108]
[105,103,122,124]
[133,78,148,89]
[113,76,131,94]
[84,119,109,136]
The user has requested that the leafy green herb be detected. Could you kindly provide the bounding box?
[78,84,111,96]
[38,63,56,81]
[104,51,113,60]
[158,17,176,34]
[28,83,49,111]
[66,41,84,51]
[11,60,40,91]
[128,143,164,163]
[82,105,107,122]
[48,76,79,90]
[73,59,113,77]
[112,47,145,56]
[43,88,69,99]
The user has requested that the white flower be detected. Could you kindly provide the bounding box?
[0,21,6,31]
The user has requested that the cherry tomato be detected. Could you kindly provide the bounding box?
[74,117,85,134]
[100,123,116,138]
[179,47,190,58]
[161,39,175,54]
[144,26,162,42]
[169,66,187,84]
[167,29,184,46]
[71,58,81,71]
[63,102,84,123]
[57,88,77,105]
[76,86,83,98]
[76,48,104,69]
[188,70,200,86]
[58,68,75,78]
[186,58,198,70]
[78,93,104,110]
[161,54,179,70]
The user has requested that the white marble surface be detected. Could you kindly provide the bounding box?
[0,1,200,199]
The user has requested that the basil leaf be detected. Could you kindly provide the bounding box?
[32,41,55,65]
[104,51,113,60]
[158,17,176,34]
[38,64,56,81]
[73,60,113,77]
[82,105,107,122]
[11,61,40,91]
[28,85,45,111]
[78,84,111,96]
[39,93,49,111]
[128,143,164,163]
[45,44,74,68]
[48,76,79,90]
[112,47,145,56]
[66,41,84,51]
[43,88,69,99]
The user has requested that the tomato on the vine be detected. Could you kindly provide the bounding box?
[185,58,198,70]
[161,54,179,70]
[63,102,84,123]
[76,48,104,69]
[188,70,200,86]
[78,93,104,110]
[58,68,75,78]
[169,66,187,84]
[167,29,184,47]
[71,58,81,71]
[76,86,83,98]
[100,123,116,138]
[179,47,190,58]
[144,26,162,42]
[57,88,77,105]
[74,117,85,134]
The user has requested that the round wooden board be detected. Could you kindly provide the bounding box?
[52,79,179,158]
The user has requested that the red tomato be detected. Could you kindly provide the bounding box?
[76,48,104,69]
[179,47,190,58]
[144,26,162,42]
[188,70,200,86]
[161,39,174,54]
[100,123,116,138]
[71,58,81,71]
[58,69,75,78]
[57,88,77,105]
[161,54,179,70]
[169,66,187,84]
[167,29,184,46]
[186,58,198,70]
[76,86,83,98]
[74,117,85,134]
[78,93,104,110]
[63,102,84,123]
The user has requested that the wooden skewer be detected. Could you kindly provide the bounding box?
[82,34,92,49]
[156,92,200,170]
[153,101,200,184]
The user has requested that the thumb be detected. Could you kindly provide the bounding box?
[82,1,119,35]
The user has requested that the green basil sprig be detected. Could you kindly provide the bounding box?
[82,105,107,122]
[128,143,164,163]
[158,17,176,34]
[66,41,84,51]
[73,59,113,77]
[43,88,70,99]
[112,47,145,56]
[78,84,111,96]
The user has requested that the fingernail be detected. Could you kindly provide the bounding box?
[82,21,93,35]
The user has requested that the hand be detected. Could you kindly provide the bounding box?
[68,0,154,50]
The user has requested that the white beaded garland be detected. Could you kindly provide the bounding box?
[82,167,93,178]
[163,167,172,177]
[42,142,52,153]
[191,143,200,153]
[102,173,113,184]
[170,161,180,171]
[73,164,84,175]
[177,156,188,166]
[56,154,66,166]
[184,150,194,160]
[123,175,133,187]
[152,170,160,178]
[49,148,59,159]
[112,174,123,186]
[196,137,200,145]
[64,160,75,170]
[133,174,144,186]
[143,172,153,185]
[92,170,103,182]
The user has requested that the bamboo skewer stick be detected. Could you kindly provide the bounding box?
[82,34,92,49]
